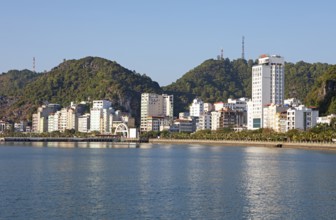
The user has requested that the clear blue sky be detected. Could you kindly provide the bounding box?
[1,0,335,86]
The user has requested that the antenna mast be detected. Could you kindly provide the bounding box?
[221,49,224,60]
[33,57,36,72]
[241,36,245,60]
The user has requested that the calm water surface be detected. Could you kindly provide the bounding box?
[0,142,336,219]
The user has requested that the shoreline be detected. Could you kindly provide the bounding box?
[2,137,336,151]
[149,138,336,151]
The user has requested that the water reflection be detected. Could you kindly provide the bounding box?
[26,141,141,149]
[240,148,283,218]
[1,144,336,219]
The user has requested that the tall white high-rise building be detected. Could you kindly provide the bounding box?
[248,55,285,130]
[140,93,174,132]
[90,100,113,133]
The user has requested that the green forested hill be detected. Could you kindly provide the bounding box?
[306,65,336,115]
[0,57,162,122]
[0,69,39,96]
[285,61,330,101]
[0,69,40,121]
[163,58,333,114]
[163,58,254,114]
[0,56,335,123]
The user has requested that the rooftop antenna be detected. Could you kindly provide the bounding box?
[33,57,36,72]
[242,36,245,60]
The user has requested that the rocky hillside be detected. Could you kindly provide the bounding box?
[306,65,336,114]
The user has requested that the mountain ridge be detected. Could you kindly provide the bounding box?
[0,56,335,124]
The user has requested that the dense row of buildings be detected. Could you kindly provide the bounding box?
[1,54,335,135]
[139,55,335,133]
[30,100,135,136]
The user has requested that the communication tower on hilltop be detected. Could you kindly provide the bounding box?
[33,57,36,72]
[221,49,224,60]
[241,36,245,60]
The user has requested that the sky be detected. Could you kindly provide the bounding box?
[1,0,336,86]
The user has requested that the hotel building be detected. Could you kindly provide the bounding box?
[248,55,285,130]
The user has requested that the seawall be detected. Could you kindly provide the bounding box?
[149,138,336,151]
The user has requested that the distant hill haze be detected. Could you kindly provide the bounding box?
[0,56,335,124]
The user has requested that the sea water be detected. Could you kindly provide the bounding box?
[0,142,335,219]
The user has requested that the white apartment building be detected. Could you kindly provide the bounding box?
[189,98,204,117]
[90,100,113,133]
[162,94,174,118]
[48,111,61,132]
[198,112,212,130]
[211,111,221,130]
[140,93,174,132]
[248,55,285,130]
[263,104,289,132]
[317,114,336,125]
[227,98,249,111]
[286,105,319,131]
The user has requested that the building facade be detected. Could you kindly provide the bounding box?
[248,55,285,130]
[198,112,212,130]
[189,98,204,117]
[32,103,61,133]
[140,93,174,132]
[263,104,289,132]
[286,105,319,131]
[90,100,113,133]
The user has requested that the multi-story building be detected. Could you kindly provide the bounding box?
[48,112,60,132]
[162,94,174,118]
[227,98,249,111]
[146,116,164,132]
[286,105,319,131]
[90,100,113,133]
[248,55,285,130]
[32,103,61,133]
[78,114,90,133]
[211,111,221,130]
[173,119,195,133]
[198,112,212,130]
[140,93,174,132]
[263,104,289,132]
[189,98,204,117]
[47,102,87,133]
[211,108,244,130]
[204,103,214,112]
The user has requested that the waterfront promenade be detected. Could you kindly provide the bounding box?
[149,138,336,151]
[2,137,335,151]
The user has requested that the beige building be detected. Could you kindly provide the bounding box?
[32,103,61,133]
[140,93,173,132]
[263,104,289,132]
